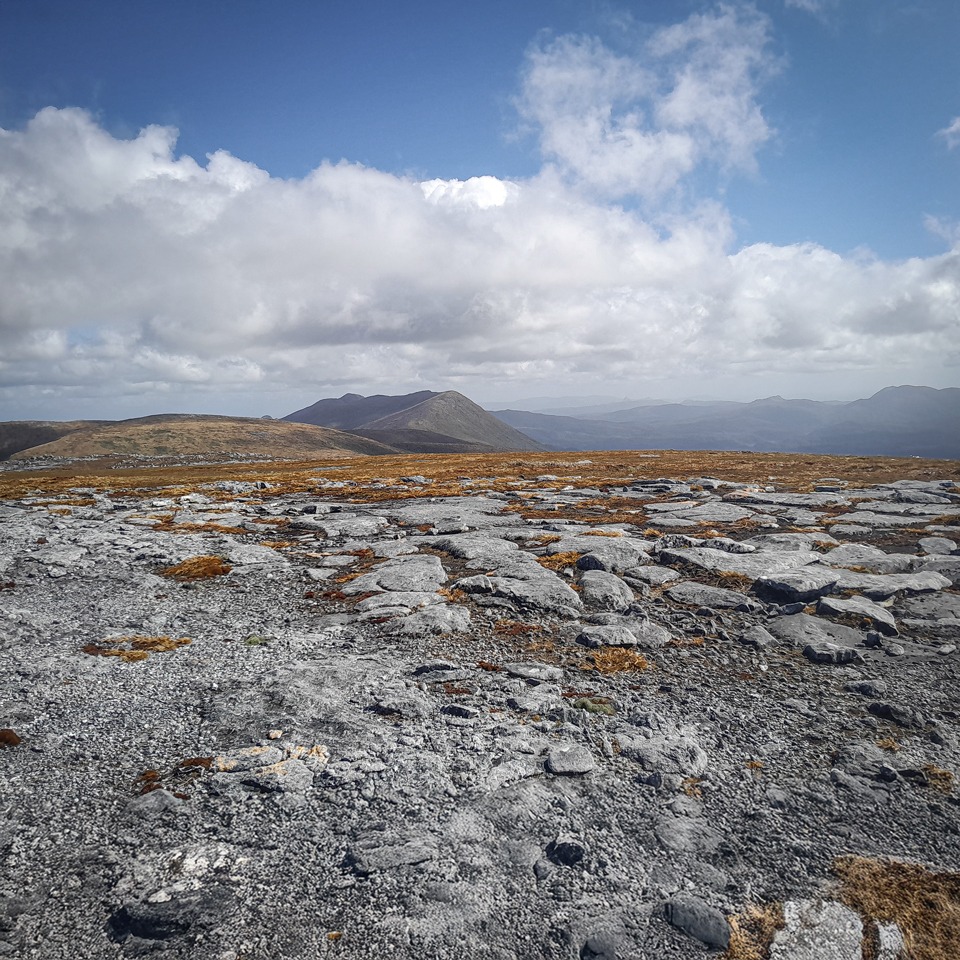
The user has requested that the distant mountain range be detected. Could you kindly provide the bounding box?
[2,385,956,463]
[490,385,960,458]
[283,390,544,453]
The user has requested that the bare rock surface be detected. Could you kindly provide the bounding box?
[0,467,958,959]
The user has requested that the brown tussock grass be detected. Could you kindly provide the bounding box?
[922,764,954,793]
[582,648,650,674]
[876,737,901,752]
[161,556,232,580]
[4,450,958,511]
[437,587,467,603]
[834,855,960,960]
[83,635,191,662]
[723,903,785,960]
[582,529,625,537]
[537,551,582,571]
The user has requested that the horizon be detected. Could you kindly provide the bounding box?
[2,382,955,425]
[1,1,958,422]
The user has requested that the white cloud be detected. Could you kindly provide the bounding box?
[0,10,957,419]
[515,5,774,200]
[937,116,960,150]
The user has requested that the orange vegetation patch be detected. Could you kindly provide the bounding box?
[3,450,958,504]
[537,552,582,571]
[83,635,192,662]
[722,903,785,960]
[582,529,624,537]
[582,648,650,674]
[160,555,232,580]
[834,855,960,960]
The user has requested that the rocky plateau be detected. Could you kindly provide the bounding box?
[1,458,959,959]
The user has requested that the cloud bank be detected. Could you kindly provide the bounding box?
[0,6,957,417]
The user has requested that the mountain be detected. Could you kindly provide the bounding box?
[284,390,544,453]
[491,386,960,458]
[4,414,396,461]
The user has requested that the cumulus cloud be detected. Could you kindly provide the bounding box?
[937,116,960,150]
[515,5,774,200]
[0,8,957,418]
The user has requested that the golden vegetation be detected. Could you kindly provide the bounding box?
[834,855,960,960]
[582,648,650,674]
[723,903,785,960]
[83,635,192,662]
[161,555,232,580]
[5,449,956,506]
[537,551,582,571]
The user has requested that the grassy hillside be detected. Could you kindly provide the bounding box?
[9,414,396,461]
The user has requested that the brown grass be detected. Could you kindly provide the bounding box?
[537,551,582,571]
[922,764,954,794]
[3,450,957,505]
[877,737,901,752]
[582,529,624,537]
[0,729,22,747]
[437,587,467,603]
[582,648,650,674]
[160,556,232,580]
[834,855,960,960]
[82,635,191,662]
[723,903,785,960]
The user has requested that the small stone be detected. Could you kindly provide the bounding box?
[546,744,596,776]
[267,729,283,740]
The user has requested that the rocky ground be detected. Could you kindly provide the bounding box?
[1,462,959,959]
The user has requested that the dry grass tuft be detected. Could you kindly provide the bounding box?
[537,551,582,571]
[82,635,191,662]
[723,903,785,960]
[583,648,650,674]
[582,529,624,537]
[877,737,901,752]
[834,855,960,960]
[161,555,232,580]
[922,764,955,794]
[681,776,703,798]
[437,587,467,603]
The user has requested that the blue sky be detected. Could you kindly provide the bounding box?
[0,0,958,418]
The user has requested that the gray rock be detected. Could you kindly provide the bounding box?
[666,581,754,610]
[803,642,864,665]
[504,662,564,682]
[664,895,730,949]
[739,625,775,649]
[918,536,957,555]
[546,744,596,775]
[769,899,862,960]
[817,595,899,636]
[578,570,635,612]
[576,624,641,648]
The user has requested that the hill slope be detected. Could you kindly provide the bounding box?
[0,420,109,461]
[9,414,396,461]
[285,390,543,453]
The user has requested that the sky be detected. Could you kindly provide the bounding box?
[0,0,958,421]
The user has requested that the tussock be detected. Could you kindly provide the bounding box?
[583,648,650,674]
[537,552,582,571]
[834,855,960,960]
[161,556,232,580]
[723,903,785,960]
